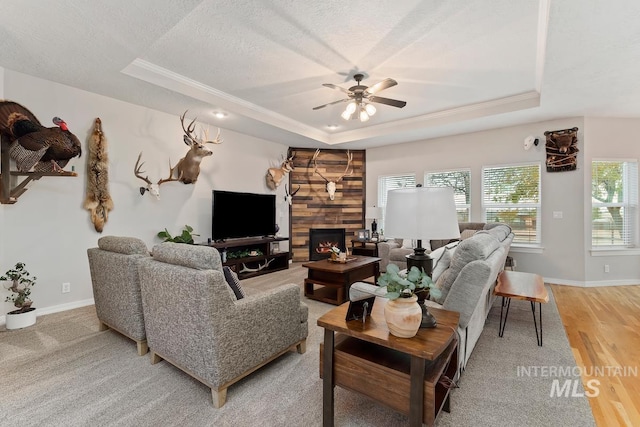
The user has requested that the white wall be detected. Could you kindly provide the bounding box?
[1,70,290,317]
[366,117,637,286]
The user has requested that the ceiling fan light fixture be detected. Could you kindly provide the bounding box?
[345,101,357,115]
[364,103,376,116]
[359,109,370,122]
[341,110,353,120]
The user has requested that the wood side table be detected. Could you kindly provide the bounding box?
[494,270,548,346]
[318,300,460,427]
[350,239,384,257]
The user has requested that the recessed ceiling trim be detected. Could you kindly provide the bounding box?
[327,91,541,145]
[122,58,329,143]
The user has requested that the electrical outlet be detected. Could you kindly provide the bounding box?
[553,211,563,219]
[62,282,71,293]
[604,265,610,273]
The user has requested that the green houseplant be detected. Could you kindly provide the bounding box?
[377,264,441,301]
[157,225,199,244]
[1,262,36,313]
[1,262,38,329]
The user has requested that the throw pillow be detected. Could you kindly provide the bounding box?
[401,239,414,249]
[223,266,246,300]
[431,247,452,283]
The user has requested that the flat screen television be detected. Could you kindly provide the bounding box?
[212,190,277,240]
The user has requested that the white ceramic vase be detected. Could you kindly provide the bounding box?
[383,295,422,338]
[5,308,37,330]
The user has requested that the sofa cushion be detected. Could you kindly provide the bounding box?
[430,241,459,282]
[481,223,512,242]
[98,236,149,255]
[223,266,245,300]
[433,233,501,304]
[460,229,477,240]
[151,242,223,271]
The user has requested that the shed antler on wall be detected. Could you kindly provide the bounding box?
[311,149,353,200]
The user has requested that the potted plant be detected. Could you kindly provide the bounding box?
[377,264,442,337]
[157,225,199,244]
[1,262,38,330]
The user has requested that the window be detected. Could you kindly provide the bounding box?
[591,160,638,247]
[482,163,541,244]
[425,169,471,221]
[377,174,416,231]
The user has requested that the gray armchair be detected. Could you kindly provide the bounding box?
[138,242,308,408]
[87,236,150,356]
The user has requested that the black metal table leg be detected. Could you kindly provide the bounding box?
[498,296,511,337]
[531,301,543,346]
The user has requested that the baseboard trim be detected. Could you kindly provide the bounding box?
[0,298,95,326]
[544,277,640,287]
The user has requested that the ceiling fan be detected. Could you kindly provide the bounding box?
[312,73,407,119]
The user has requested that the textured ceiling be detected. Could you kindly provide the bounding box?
[1,1,640,149]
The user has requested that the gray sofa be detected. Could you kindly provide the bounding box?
[138,242,308,408]
[426,223,513,374]
[377,222,486,272]
[87,236,151,356]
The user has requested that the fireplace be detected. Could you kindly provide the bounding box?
[309,228,346,261]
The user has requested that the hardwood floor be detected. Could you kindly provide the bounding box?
[551,284,640,427]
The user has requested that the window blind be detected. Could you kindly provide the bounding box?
[425,169,471,221]
[377,174,416,231]
[482,163,541,244]
[591,160,638,247]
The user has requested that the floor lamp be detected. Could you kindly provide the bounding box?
[383,186,460,327]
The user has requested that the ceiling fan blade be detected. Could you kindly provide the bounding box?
[368,96,407,108]
[364,78,397,95]
[322,83,352,95]
[312,98,349,110]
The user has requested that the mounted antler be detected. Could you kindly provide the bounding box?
[134,152,180,199]
[266,151,296,190]
[284,183,301,205]
[312,149,353,200]
[176,110,223,184]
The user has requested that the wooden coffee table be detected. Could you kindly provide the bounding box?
[302,255,381,305]
[494,270,548,346]
[318,300,460,427]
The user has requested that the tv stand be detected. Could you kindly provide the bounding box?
[205,236,289,279]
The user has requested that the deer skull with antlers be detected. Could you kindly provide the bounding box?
[176,110,222,184]
[266,151,296,190]
[312,149,353,201]
[134,152,181,199]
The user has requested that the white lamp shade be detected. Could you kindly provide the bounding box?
[365,207,383,219]
[384,187,461,240]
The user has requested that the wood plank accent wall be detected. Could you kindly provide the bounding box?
[288,148,366,262]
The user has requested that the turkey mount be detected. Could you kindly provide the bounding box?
[0,100,80,204]
[312,73,407,113]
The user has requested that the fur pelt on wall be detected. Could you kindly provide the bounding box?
[84,118,113,232]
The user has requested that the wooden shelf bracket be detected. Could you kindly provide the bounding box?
[1,136,77,204]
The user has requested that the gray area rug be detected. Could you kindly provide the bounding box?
[0,264,594,426]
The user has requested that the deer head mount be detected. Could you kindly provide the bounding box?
[177,110,222,184]
[134,152,180,199]
[312,149,353,200]
[266,151,296,190]
[284,183,301,206]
